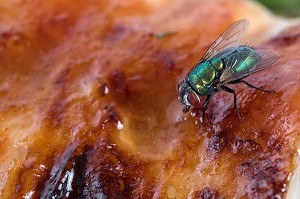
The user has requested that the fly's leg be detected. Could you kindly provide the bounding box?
[182,105,191,113]
[201,94,211,124]
[240,80,274,92]
[230,80,274,92]
[221,86,241,119]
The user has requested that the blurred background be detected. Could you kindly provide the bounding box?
[257,0,300,16]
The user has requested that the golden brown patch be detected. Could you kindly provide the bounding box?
[0,0,299,198]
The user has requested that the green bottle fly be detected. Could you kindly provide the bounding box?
[178,19,279,122]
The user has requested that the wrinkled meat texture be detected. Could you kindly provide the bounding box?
[0,0,299,198]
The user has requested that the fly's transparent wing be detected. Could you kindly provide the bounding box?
[219,49,279,84]
[200,19,249,62]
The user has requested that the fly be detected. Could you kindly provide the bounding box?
[177,19,279,123]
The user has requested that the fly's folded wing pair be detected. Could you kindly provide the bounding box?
[200,19,279,84]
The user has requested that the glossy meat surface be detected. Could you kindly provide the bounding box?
[0,0,299,198]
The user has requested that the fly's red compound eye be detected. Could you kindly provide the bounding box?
[187,92,200,107]
[177,79,184,90]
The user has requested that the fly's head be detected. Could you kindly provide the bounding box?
[177,79,201,112]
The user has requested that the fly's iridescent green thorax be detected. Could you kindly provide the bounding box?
[186,46,259,96]
[187,57,223,96]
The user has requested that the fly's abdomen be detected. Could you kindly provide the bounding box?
[187,58,223,95]
[224,46,259,74]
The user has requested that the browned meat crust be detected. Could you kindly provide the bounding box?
[0,0,299,198]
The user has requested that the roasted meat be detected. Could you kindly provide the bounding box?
[0,0,299,198]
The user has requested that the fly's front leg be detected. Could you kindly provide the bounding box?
[201,94,211,124]
[221,86,241,119]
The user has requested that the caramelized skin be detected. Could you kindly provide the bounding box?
[0,0,299,198]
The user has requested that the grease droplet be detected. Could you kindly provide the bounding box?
[117,120,123,130]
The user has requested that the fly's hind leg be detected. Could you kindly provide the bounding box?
[230,79,274,93]
[221,86,241,119]
[201,94,212,124]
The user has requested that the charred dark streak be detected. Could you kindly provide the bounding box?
[208,132,228,155]
[239,157,279,178]
[35,145,91,198]
[194,187,222,199]
[247,173,286,198]
[238,156,287,198]
[67,150,89,198]
[39,142,80,198]
[231,139,261,154]
[267,135,283,152]
[81,139,149,198]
